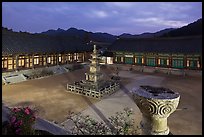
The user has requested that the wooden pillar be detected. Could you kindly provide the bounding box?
[5,57,8,71]
[12,56,14,71]
[45,54,48,66]
[76,52,77,62]
[56,54,59,65]
[85,52,86,62]
[169,55,172,68]
[133,55,135,65]
[142,54,145,66]
[184,55,187,69]
[122,53,124,64]
[41,55,43,66]
[32,54,34,69]
[15,55,19,71]
[72,53,74,62]
[83,52,85,62]
[155,54,158,67]
[27,55,30,68]
[200,55,202,69]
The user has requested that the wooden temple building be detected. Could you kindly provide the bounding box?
[2,27,202,73]
[2,28,93,72]
[108,36,202,70]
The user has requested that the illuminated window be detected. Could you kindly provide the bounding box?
[142,57,144,64]
[197,61,200,68]
[59,56,62,62]
[115,57,117,62]
[2,58,7,69]
[167,59,169,65]
[34,56,39,65]
[158,59,160,65]
[107,57,113,64]
[68,54,71,61]
[8,59,12,64]
[135,57,137,63]
[74,53,77,60]
[121,57,123,62]
[47,57,51,63]
[51,56,54,64]
[187,60,189,67]
[19,59,25,66]
[8,58,13,70]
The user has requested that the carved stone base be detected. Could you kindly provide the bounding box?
[132,86,180,135]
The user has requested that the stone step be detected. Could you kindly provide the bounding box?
[3,74,27,84]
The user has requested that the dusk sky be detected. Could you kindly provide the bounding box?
[2,2,202,35]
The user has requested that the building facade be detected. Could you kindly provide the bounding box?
[2,28,92,72]
[109,36,202,70]
[2,52,91,72]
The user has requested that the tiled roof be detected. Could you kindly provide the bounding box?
[2,29,92,55]
[108,36,202,54]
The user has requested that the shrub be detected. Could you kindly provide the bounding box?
[66,107,140,135]
[40,69,53,76]
[8,106,37,135]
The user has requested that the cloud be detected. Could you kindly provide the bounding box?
[105,2,134,8]
[158,2,192,13]
[86,10,108,18]
[2,2,202,35]
[131,17,188,28]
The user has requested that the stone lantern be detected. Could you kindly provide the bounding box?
[132,86,180,135]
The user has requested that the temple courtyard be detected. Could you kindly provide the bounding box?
[2,65,202,135]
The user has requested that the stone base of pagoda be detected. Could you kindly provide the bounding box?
[66,81,120,99]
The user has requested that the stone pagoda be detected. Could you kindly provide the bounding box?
[84,45,103,89]
[66,45,120,99]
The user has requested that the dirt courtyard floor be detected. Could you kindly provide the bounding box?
[2,68,99,123]
[160,73,202,135]
[2,66,202,135]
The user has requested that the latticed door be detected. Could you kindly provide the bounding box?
[147,58,155,66]
[125,57,133,64]
[172,59,184,68]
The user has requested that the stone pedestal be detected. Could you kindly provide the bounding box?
[132,86,180,135]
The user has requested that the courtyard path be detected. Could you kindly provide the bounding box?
[62,71,165,133]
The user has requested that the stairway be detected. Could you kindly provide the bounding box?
[2,74,27,84]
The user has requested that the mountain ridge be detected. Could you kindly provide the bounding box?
[3,18,202,43]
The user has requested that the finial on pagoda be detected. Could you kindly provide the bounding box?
[93,45,97,53]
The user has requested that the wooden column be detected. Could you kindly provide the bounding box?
[200,55,202,69]
[76,53,78,62]
[15,55,19,71]
[133,55,135,65]
[142,54,145,66]
[155,54,158,67]
[41,55,43,66]
[82,52,85,62]
[45,54,48,66]
[56,54,59,65]
[12,56,14,71]
[169,55,172,68]
[32,54,34,69]
[72,53,74,62]
[183,55,187,69]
